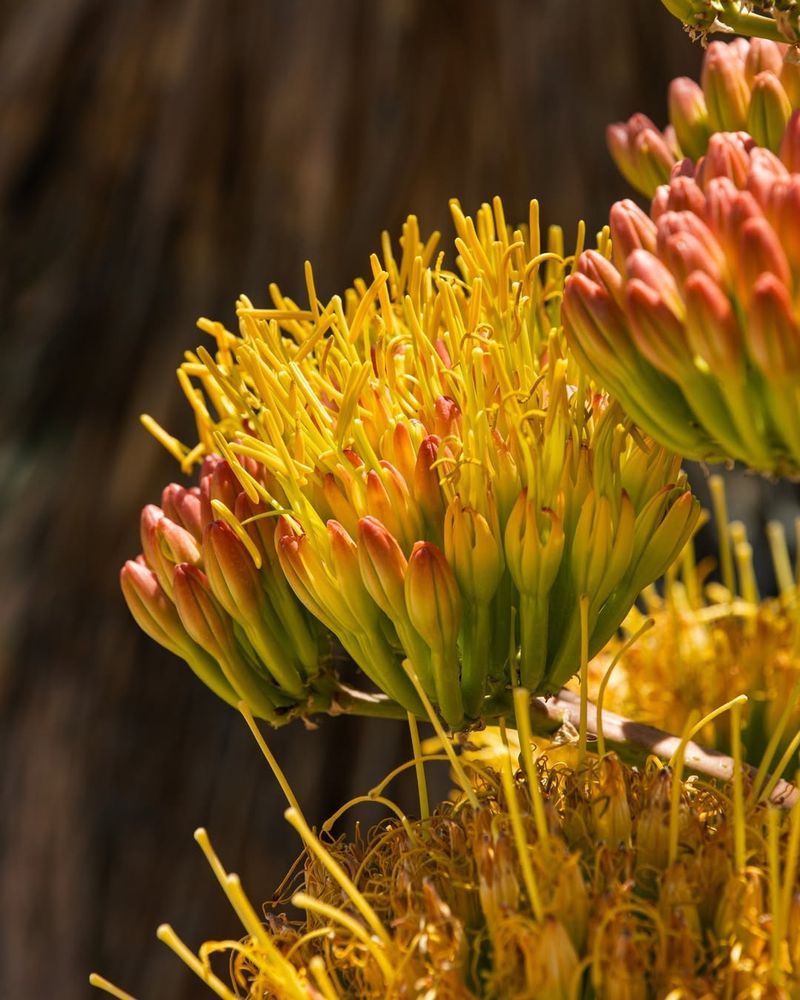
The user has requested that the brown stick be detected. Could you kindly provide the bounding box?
[534,689,799,809]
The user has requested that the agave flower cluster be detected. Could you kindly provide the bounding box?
[122,204,700,730]
[608,36,800,197]
[153,740,800,999]
[565,108,800,474]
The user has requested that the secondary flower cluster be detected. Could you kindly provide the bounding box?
[564,114,800,473]
[608,36,800,196]
[123,203,699,730]
[158,742,800,999]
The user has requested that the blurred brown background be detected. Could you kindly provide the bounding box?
[0,2,710,997]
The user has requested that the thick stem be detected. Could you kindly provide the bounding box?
[539,688,799,809]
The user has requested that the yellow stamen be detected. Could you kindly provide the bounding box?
[88,974,139,1000]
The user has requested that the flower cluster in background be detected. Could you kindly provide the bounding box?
[565,109,800,473]
[608,37,800,196]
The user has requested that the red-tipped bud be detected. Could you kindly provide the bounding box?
[203,520,265,626]
[173,563,238,664]
[625,249,684,318]
[576,250,625,309]
[701,42,751,133]
[651,175,707,222]
[200,460,241,527]
[748,273,800,375]
[696,132,753,189]
[156,516,201,567]
[609,200,658,270]
[414,435,446,532]
[562,273,633,381]
[366,462,420,552]
[625,278,689,379]
[744,38,785,83]
[732,215,792,308]
[684,270,742,373]
[668,76,710,160]
[120,560,190,656]
[327,519,379,627]
[748,71,792,151]
[160,483,203,540]
[607,115,676,196]
[404,542,461,653]
[357,516,408,621]
[656,212,725,286]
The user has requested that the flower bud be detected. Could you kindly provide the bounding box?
[404,542,461,653]
[702,42,751,133]
[443,499,504,606]
[173,563,280,719]
[609,200,658,269]
[748,70,793,151]
[160,483,203,540]
[696,131,753,189]
[748,272,800,375]
[120,559,191,657]
[504,491,564,597]
[592,754,632,846]
[780,108,800,171]
[203,520,264,627]
[668,76,711,160]
[414,435,446,534]
[683,269,742,374]
[327,519,380,628]
[357,516,408,621]
[200,459,241,528]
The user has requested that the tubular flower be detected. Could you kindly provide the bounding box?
[125,200,698,730]
[608,36,800,196]
[565,120,800,474]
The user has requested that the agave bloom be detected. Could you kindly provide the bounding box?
[608,36,800,196]
[124,201,698,730]
[565,117,800,475]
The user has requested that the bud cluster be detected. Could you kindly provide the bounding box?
[565,117,800,474]
[126,201,699,729]
[609,36,800,196]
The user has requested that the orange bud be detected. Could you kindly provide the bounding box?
[173,563,238,666]
[433,396,461,438]
[684,270,742,373]
[696,132,753,189]
[656,212,725,287]
[609,200,658,270]
[748,272,800,375]
[120,559,191,657]
[199,459,241,528]
[732,215,792,308]
[203,521,264,626]
[160,483,203,540]
[405,541,461,652]
[413,435,446,534]
[327,519,380,627]
[625,277,689,380]
[357,516,408,621]
[744,37,785,83]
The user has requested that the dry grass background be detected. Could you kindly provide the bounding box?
[0,2,703,997]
